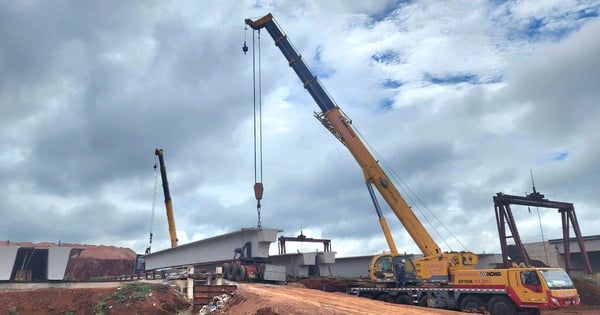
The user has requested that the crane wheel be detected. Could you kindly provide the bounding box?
[227,264,236,280]
[360,293,374,300]
[221,263,231,280]
[418,295,434,307]
[377,293,394,303]
[232,264,246,282]
[487,296,517,315]
[396,294,412,305]
[459,295,484,313]
[223,263,235,280]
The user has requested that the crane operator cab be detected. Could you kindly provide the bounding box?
[370,254,416,285]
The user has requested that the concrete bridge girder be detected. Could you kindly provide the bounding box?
[143,228,280,270]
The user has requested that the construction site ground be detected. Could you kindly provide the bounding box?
[1,243,598,314]
[1,279,599,315]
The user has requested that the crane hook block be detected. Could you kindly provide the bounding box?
[242,41,248,54]
[254,182,264,200]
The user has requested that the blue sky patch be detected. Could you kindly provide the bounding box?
[311,46,336,79]
[371,50,403,65]
[379,97,394,110]
[494,3,598,43]
[526,17,545,38]
[577,7,599,19]
[552,151,569,161]
[368,0,411,22]
[426,73,479,85]
[383,79,402,89]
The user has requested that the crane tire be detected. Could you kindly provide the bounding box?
[232,264,246,282]
[360,293,374,300]
[460,295,484,313]
[418,295,430,307]
[239,265,248,281]
[377,293,394,303]
[222,263,232,280]
[487,296,517,315]
[396,294,412,305]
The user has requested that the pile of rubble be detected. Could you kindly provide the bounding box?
[198,292,235,314]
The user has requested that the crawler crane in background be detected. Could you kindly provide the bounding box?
[245,13,580,315]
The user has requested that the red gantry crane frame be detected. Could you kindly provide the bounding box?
[494,191,592,274]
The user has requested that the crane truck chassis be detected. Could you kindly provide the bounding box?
[352,267,579,314]
[244,13,580,315]
[221,242,286,282]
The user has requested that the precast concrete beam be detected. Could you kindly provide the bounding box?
[268,251,338,278]
[269,254,310,278]
[0,246,19,281]
[298,252,316,265]
[144,228,279,270]
[48,247,81,280]
[317,252,335,264]
[315,252,336,277]
[327,255,373,278]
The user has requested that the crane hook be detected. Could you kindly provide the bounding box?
[242,41,248,54]
[242,26,249,54]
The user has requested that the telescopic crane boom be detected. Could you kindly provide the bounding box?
[155,148,178,248]
[245,13,477,282]
[244,14,581,315]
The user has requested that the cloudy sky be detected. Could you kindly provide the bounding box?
[1,1,599,258]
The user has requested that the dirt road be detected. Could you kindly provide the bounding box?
[220,283,600,315]
[222,283,462,315]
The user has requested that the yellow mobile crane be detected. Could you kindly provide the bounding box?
[155,148,178,248]
[245,13,580,315]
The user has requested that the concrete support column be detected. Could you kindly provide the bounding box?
[187,266,195,301]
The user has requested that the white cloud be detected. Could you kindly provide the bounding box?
[0,0,598,261]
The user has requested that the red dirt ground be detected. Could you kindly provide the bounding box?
[1,280,599,315]
[2,241,598,314]
[0,283,191,315]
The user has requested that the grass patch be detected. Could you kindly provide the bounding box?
[95,300,106,315]
[111,282,152,303]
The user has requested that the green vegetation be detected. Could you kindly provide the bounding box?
[109,282,152,304]
[63,274,75,281]
[123,282,151,301]
[90,276,114,281]
[95,300,106,315]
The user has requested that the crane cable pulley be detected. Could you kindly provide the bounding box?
[146,155,159,254]
[245,26,264,228]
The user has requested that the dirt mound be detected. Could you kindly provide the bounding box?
[66,257,134,281]
[574,275,600,306]
[0,283,190,315]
